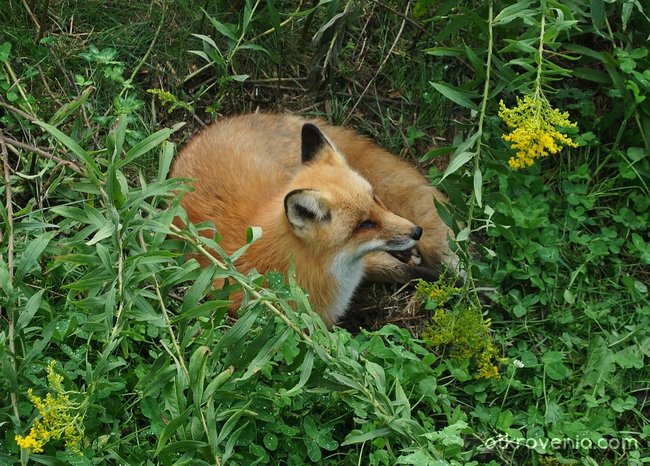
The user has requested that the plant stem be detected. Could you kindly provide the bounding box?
[0,134,20,423]
[533,9,546,121]
[463,0,493,305]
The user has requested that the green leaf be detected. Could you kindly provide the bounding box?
[156,440,209,457]
[473,168,483,207]
[202,366,235,402]
[441,151,475,182]
[342,428,392,445]
[230,226,263,262]
[493,1,534,25]
[189,346,210,407]
[182,265,220,311]
[590,0,605,32]
[439,131,480,182]
[117,123,183,169]
[35,121,102,182]
[304,416,319,438]
[236,327,291,381]
[430,82,478,110]
[421,145,455,162]
[158,141,175,182]
[0,42,11,62]
[214,306,262,354]
[456,227,470,242]
[15,231,56,282]
[85,222,115,246]
[285,350,314,396]
[16,290,45,331]
[203,12,238,41]
[266,0,281,33]
[364,359,386,394]
[423,46,463,57]
[154,407,192,456]
[48,86,94,126]
[263,432,279,451]
[172,300,230,324]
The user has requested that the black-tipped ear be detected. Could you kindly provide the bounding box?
[285,189,331,233]
[301,123,327,164]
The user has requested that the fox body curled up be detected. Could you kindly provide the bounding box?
[171,113,457,327]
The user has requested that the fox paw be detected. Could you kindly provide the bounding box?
[390,247,422,267]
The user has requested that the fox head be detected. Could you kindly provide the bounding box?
[283,123,422,260]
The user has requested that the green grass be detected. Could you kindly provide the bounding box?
[1,0,649,465]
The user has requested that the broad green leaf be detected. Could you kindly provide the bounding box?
[172,300,230,324]
[424,46,463,57]
[456,227,470,242]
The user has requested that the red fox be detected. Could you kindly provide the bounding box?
[171,113,457,327]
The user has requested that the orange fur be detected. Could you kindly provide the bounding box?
[170,113,455,327]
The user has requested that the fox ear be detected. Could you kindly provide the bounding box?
[301,123,332,164]
[285,189,331,233]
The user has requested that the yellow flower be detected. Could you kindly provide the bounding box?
[415,278,461,309]
[15,361,86,455]
[476,345,502,381]
[15,431,45,454]
[499,94,578,170]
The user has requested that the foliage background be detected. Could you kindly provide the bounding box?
[0,0,648,464]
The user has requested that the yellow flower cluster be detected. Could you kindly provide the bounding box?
[15,361,86,455]
[499,95,578,170]
[415,279,461,309]
[476,344,501,380]
[418,278,501,380]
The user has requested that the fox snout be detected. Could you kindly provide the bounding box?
[410,225,423,240]
[383,222,423,251]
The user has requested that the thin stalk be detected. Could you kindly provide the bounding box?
[464,0,493,306]
[0,135,20,422]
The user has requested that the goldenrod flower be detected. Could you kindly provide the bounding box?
[15,430,45,453]
[415,278,461,309]
[15,361,86,455]
[499,94,578,169]
[476,345,501,381]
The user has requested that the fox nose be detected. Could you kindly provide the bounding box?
[410,225,423,240]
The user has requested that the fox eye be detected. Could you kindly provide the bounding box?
[358,219,377,230]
